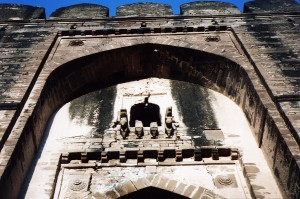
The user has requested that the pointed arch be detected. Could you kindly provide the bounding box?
[106,175,224,199]
[4,42,273,199]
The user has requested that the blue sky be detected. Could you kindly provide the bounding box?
[1,0,300,18]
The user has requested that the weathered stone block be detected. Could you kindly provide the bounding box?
[50,3,108,19]
[244,0,300,13]
[120,181,137,195]
[166,179,177,192]
[131,178,149,190]
[0,4,45,20]
[191,187,205,199]
[157,177,169,190]
[116,3,173,17]
[183,185,197,197]
[181,1,241,15]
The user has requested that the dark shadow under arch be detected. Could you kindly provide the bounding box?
[119,186,189,199]
[43,43,240,108]
[130,102,161,127]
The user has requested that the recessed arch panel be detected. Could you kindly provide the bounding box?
[32,43,253,147]
[8,43,268,199]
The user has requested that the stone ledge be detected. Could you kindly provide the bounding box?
[60,147,239,164]
[61,160,237,169]
[58,25,229,37]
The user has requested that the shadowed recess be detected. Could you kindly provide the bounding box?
[119,186,189,199]
[171,80,218,146]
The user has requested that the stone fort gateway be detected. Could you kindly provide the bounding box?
[0,0,299,198]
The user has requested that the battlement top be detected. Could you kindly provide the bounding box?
[244,0,300,13]
[116,2,173,17]
[180,1,241,16]
[0,4,45,20]
[49,3,109,19]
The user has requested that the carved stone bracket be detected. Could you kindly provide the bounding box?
[205,36,220,42]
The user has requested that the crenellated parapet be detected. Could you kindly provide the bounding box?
[1,1,300,21]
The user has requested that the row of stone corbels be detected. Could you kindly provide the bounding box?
[61,147,239,164]
[59,25,229,38]
[1,0,299,21]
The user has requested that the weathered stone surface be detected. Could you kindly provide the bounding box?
[191,187,205,199]
[182,185,197,197]
[0,110,15,149]
[116,3,173,17]
[0,25,53,103]
[244,0,300,13]
[0,4,45,20]
[180,1,241,15]
[0,2,299,199]
[49,3,108,19]
[234,14,300,149]
[279,101,300,143]
[174,182,188,195]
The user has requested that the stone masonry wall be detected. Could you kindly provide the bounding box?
[0,0,299,198]
[233,14,300,198]
[0,21,56,198]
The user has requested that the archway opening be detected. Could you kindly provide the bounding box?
[119,186,189,199]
